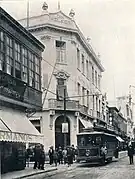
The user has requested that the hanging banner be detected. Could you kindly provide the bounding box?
[62,123,68,133]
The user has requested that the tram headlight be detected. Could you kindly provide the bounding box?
[86,149,90,156]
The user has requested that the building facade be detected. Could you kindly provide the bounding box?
[108,107,127,138]
[117,96,134,139]
[19,3,105,150]
[0,7,44,173]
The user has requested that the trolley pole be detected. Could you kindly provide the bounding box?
[64,87,67,148]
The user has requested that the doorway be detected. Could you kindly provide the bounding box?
[55,115,70,149]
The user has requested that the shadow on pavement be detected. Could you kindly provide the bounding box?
[77,160,118,168]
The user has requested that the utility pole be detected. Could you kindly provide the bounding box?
[27,0,29,29]
[63,87,67,147]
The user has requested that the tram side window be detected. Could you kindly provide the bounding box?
[78,136,85,146]
[95,136,102,145]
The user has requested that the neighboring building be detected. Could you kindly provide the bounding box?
[19,3,105,149]
[108,107,127,139]
[117,96,134,139]
[0,7,44,173]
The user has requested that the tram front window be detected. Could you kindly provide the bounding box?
[77,135,102,147]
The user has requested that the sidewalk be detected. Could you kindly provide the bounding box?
[1,163,58,179]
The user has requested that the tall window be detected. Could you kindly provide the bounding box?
[96,97,98,111]
[56,40,66,63]
[77,83,80,95]
[98,75,101,89]
[87,90,89,107]
[92,95,95,110]
[29,51,35,87]
[77,48,80,69]
[86,60,88,78]
[95,70,97,87]
[82,54,84,74]
[35,56,40,90]
[82,87,85,105]
[6,36,13,75]
[92,66,94,84]
[15,42,21,79]
[126,104,129,116]
[0,31,5,71]
[88,61,91,80]
[22,47,28,83]
[99,99,101,112]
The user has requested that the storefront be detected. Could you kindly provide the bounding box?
[0,107,43,174]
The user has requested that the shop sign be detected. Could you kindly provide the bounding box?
[0,131,41,143]
[62,123,68,133]
[0,71,26,101]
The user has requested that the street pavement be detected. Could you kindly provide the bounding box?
[34,156,135,179]
[0,151,129,179]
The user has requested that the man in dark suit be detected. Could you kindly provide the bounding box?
[128,144,134,164]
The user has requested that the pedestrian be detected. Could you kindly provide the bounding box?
[128,144,134,165]
[48,146,54,165]
[114,145,119,159]
[62,147,67,164]
[71,145,76,162]
[67,147,73,167]
[38,145,45,170]
[58,146,63,164]
[33,144,41,169]
[26,147,33,167]
[53,149,58,167]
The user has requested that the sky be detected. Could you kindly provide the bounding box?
[1,0,135,101]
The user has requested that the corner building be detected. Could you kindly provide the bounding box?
[20,5,105,150]
[0,7,44,173]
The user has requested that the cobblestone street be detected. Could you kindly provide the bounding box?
[38,157,135,179]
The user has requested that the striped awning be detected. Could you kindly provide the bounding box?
[116,136,124,142]
[0,107,43,144]
[79,119,93,128]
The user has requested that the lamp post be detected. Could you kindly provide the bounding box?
[63,87,67,148]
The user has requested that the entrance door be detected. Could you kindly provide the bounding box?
[55,116,70,149]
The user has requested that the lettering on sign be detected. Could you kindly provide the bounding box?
[0,86,22,100]
[0,131,34,142]
[0,71,26,101]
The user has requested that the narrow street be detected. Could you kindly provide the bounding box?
[39,157,135,179]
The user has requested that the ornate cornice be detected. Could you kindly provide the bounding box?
[29,24,104,72]
[53,70,70,80]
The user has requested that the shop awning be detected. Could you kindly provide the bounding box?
[0,107,43,144]
[79,119,93,128]
[116,136,124,142]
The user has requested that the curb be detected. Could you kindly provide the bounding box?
[12,168,58,179]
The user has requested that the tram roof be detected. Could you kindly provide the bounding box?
[77,131,116,137]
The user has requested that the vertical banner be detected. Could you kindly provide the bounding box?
[62,123,68,133]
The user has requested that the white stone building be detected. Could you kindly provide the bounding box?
[117,96,134,139]
[19,3,105,150]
